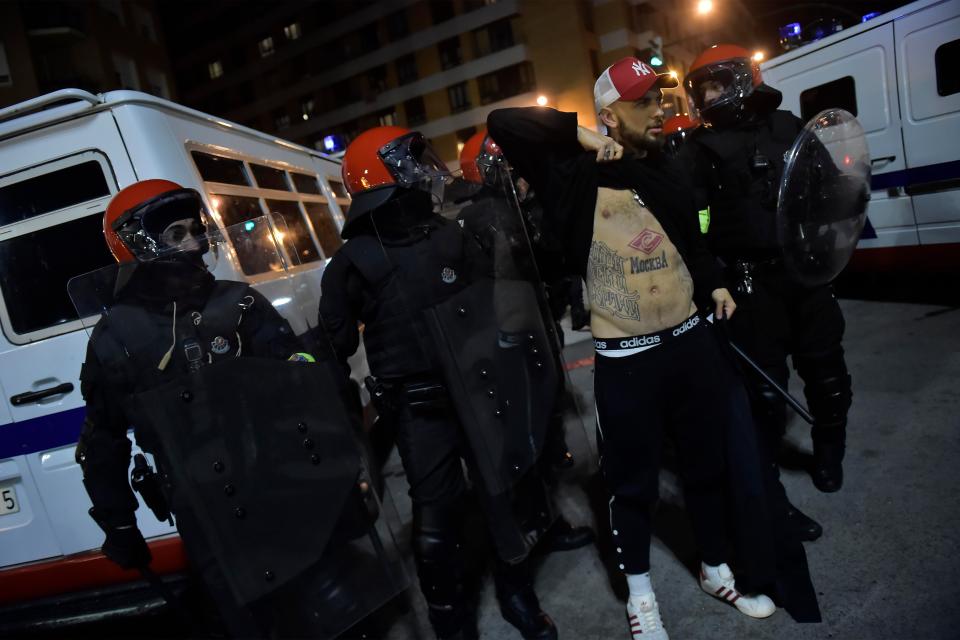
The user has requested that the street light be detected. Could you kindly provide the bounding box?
[536,95,548,106]
[696,0,713,15]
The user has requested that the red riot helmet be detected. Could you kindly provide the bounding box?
[685,44,764,125]
[662,114,700,155]
[104,179,209,263]
[340,126,450,237]
[459,129,506,186]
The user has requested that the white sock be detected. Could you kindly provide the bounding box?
[626,572,653,598]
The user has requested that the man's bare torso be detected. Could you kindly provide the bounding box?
[586,188,697,338]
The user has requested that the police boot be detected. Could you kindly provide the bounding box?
[811,425,845,493]
[494,558,558,640]
[784,502,823,542]
[539,516,595,553]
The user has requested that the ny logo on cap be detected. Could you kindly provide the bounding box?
[632,60,652,77]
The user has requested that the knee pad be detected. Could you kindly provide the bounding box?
[795,350,852,425]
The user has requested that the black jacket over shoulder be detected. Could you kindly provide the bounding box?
[487,107,724,312]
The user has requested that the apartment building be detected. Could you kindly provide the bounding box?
[163,0,757,166]
[0,0,175,109]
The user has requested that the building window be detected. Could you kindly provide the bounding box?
[448,82,471,113]
[477,63,535,104]
[131,5,157,41]
[935,39,960,97]
[368,65,388,93]
[404,96,427,126]
[258,36,275,58]
[284,22,301,41]
[386,9,409,41]
[301,96,316,120]
[112,53,140,90]
[97,0,124,23]
[359,24,380,54]
[273,109,291,130]
[429,0,455,23]
[379,110,397,127]
[208,60,224,79]
[488,19,515,52]
[439,37,462,70]
[146,69,170,99]
[800,76,857,121]
[0,42,11,87]
[396,54,418,85]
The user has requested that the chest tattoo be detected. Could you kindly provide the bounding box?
[587,240,641,321]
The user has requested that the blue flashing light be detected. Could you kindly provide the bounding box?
[862,11,881,22]
[322,135,342,152]
[244,220,256,232]
[786,22,801,36]
[650,55,663,66]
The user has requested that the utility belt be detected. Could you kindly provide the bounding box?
[364,375,449,416]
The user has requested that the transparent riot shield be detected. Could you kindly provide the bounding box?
[357,167,592,561]
[777,109,871,286]
[68,217,407,639]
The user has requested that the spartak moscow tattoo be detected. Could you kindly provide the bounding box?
[588,241,641,320]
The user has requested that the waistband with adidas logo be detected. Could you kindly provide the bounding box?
[594,313,705,357]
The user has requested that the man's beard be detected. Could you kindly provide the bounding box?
[622,127,662,154]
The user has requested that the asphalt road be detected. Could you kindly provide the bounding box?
[28,277,960,640]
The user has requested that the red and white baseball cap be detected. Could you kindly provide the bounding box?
[594,57,679,113]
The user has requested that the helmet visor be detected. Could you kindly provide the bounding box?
[685,59,754,116]
[378,132,450,187]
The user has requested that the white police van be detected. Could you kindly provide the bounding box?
[761,0,960,272]
[0,89,352,628]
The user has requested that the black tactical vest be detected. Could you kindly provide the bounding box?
[339,220,478,379]
[691,110,801,258]
[90,280,251,450]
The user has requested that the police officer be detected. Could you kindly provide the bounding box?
[679,44,853,496]
[76,180,386,637]
[458,130,595,552]
[318,127,557,640]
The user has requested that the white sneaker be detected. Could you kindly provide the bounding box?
[699,563,776,619]
[626,593,669,639]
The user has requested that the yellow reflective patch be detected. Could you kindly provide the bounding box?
[698,207,711,234]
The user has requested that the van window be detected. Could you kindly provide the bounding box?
[935,39,960,97]
[0,161,108,226]
[191,151,251,186]
[265,200,321,264]
[250,164,290,191]
[327,179,350,199]
[304,202,343,257]
[0,214,114,335]
[800,76,857,121]
[291,172,321,194]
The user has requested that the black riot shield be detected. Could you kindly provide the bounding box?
[69,218,407,638]
[363,168,565,560]
[777,109,871,286]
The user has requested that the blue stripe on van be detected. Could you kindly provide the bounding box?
[0,407,86,459]
[871,159,960,191]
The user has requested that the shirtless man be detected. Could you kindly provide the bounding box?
[488,57,782,639]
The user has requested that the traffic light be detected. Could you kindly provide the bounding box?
[649,35,665,68]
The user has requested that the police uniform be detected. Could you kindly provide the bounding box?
[681,102,853,492]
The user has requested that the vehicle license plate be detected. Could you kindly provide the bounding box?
[0,483,20,516]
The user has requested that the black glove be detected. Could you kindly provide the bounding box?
[101,522,152,570]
